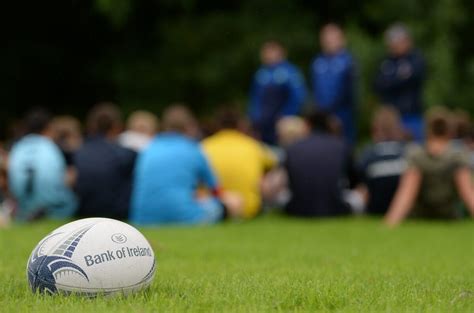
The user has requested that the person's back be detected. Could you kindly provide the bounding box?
[407,143,469,218]
[358,107,406,214]
[203,129,276,218]
[130,105,224,225]
[74,137,136,219]
[132,133,219,224]
[359,141,406,214]
[74,103,136,220]
[8,110,77,221]
[284,111,349,216]
[385,108,474,226]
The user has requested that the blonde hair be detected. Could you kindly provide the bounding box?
[127,110,159,136]
[276,116,308,147]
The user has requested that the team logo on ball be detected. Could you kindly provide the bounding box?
[27,225,93,294]
[111,233,127,244]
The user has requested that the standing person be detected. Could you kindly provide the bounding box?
[130,105,240,225]
[74,103,136,220]
[284,110,351,217]
[374,23,426,142]
[384,108,474,226]
[202,108,277,219]
[8,109,77,221]
[249,40,307,145]
[310,23,357,145]
[357,107,406,215]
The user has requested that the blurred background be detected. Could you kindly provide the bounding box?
[2,0,474,141]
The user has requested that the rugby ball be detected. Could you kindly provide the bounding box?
[27,218,156,296]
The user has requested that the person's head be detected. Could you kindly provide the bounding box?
[303,109,332,134]
[320,23,346,55]
[126,110,159,137]
[24,108,53,137]
[215,107,245,131]
[426,107,454,140]
[86,102,123,138]
[385,23,413,56]
[260,40,286,66]
[162,104,199,138]
[51,116,83,151]
[276,116,309,147]
[371,107,403,142]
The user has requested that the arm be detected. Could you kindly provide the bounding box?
[248,75,261,123]
[454,167,474,216]
[310,59,319,105]
[281,68,306,116]
[197,149,220,196]
[262,146,277,171]
[328,58,357,110]
[375,55,425,93]
[384,167,422,227]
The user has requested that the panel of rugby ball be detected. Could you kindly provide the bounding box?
[27,218,156,296]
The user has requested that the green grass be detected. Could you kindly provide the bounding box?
[0,216,473,312]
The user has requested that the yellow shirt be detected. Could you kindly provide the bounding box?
[202,130,276,218]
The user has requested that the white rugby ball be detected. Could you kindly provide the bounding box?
[27,218,156,296]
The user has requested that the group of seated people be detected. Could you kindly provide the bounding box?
[0,102,472,228]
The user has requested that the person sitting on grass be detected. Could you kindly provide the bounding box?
[357,107,406,215]
[384,108,474,226]
[284,110,352,217]
[8,109,77,221]
[74,103,137,220]
[261,116,308,209]
[202,108,277,219]
[130,104,242,226]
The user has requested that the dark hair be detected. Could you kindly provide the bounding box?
[86,102,122,135]
[216,108,242,130]
[428,116,450,137]
[304,109,331,133]
[24,108,52,134]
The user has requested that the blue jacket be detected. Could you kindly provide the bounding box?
[249,61,307,144]
[374,50,425,116]
[310,50,356,112]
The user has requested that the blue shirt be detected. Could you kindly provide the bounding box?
[130,133,218,225]
[249,61,307,144]
[311,50,356,112]
[8,134,77,220]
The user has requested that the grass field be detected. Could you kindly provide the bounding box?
[0,216,473,312]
